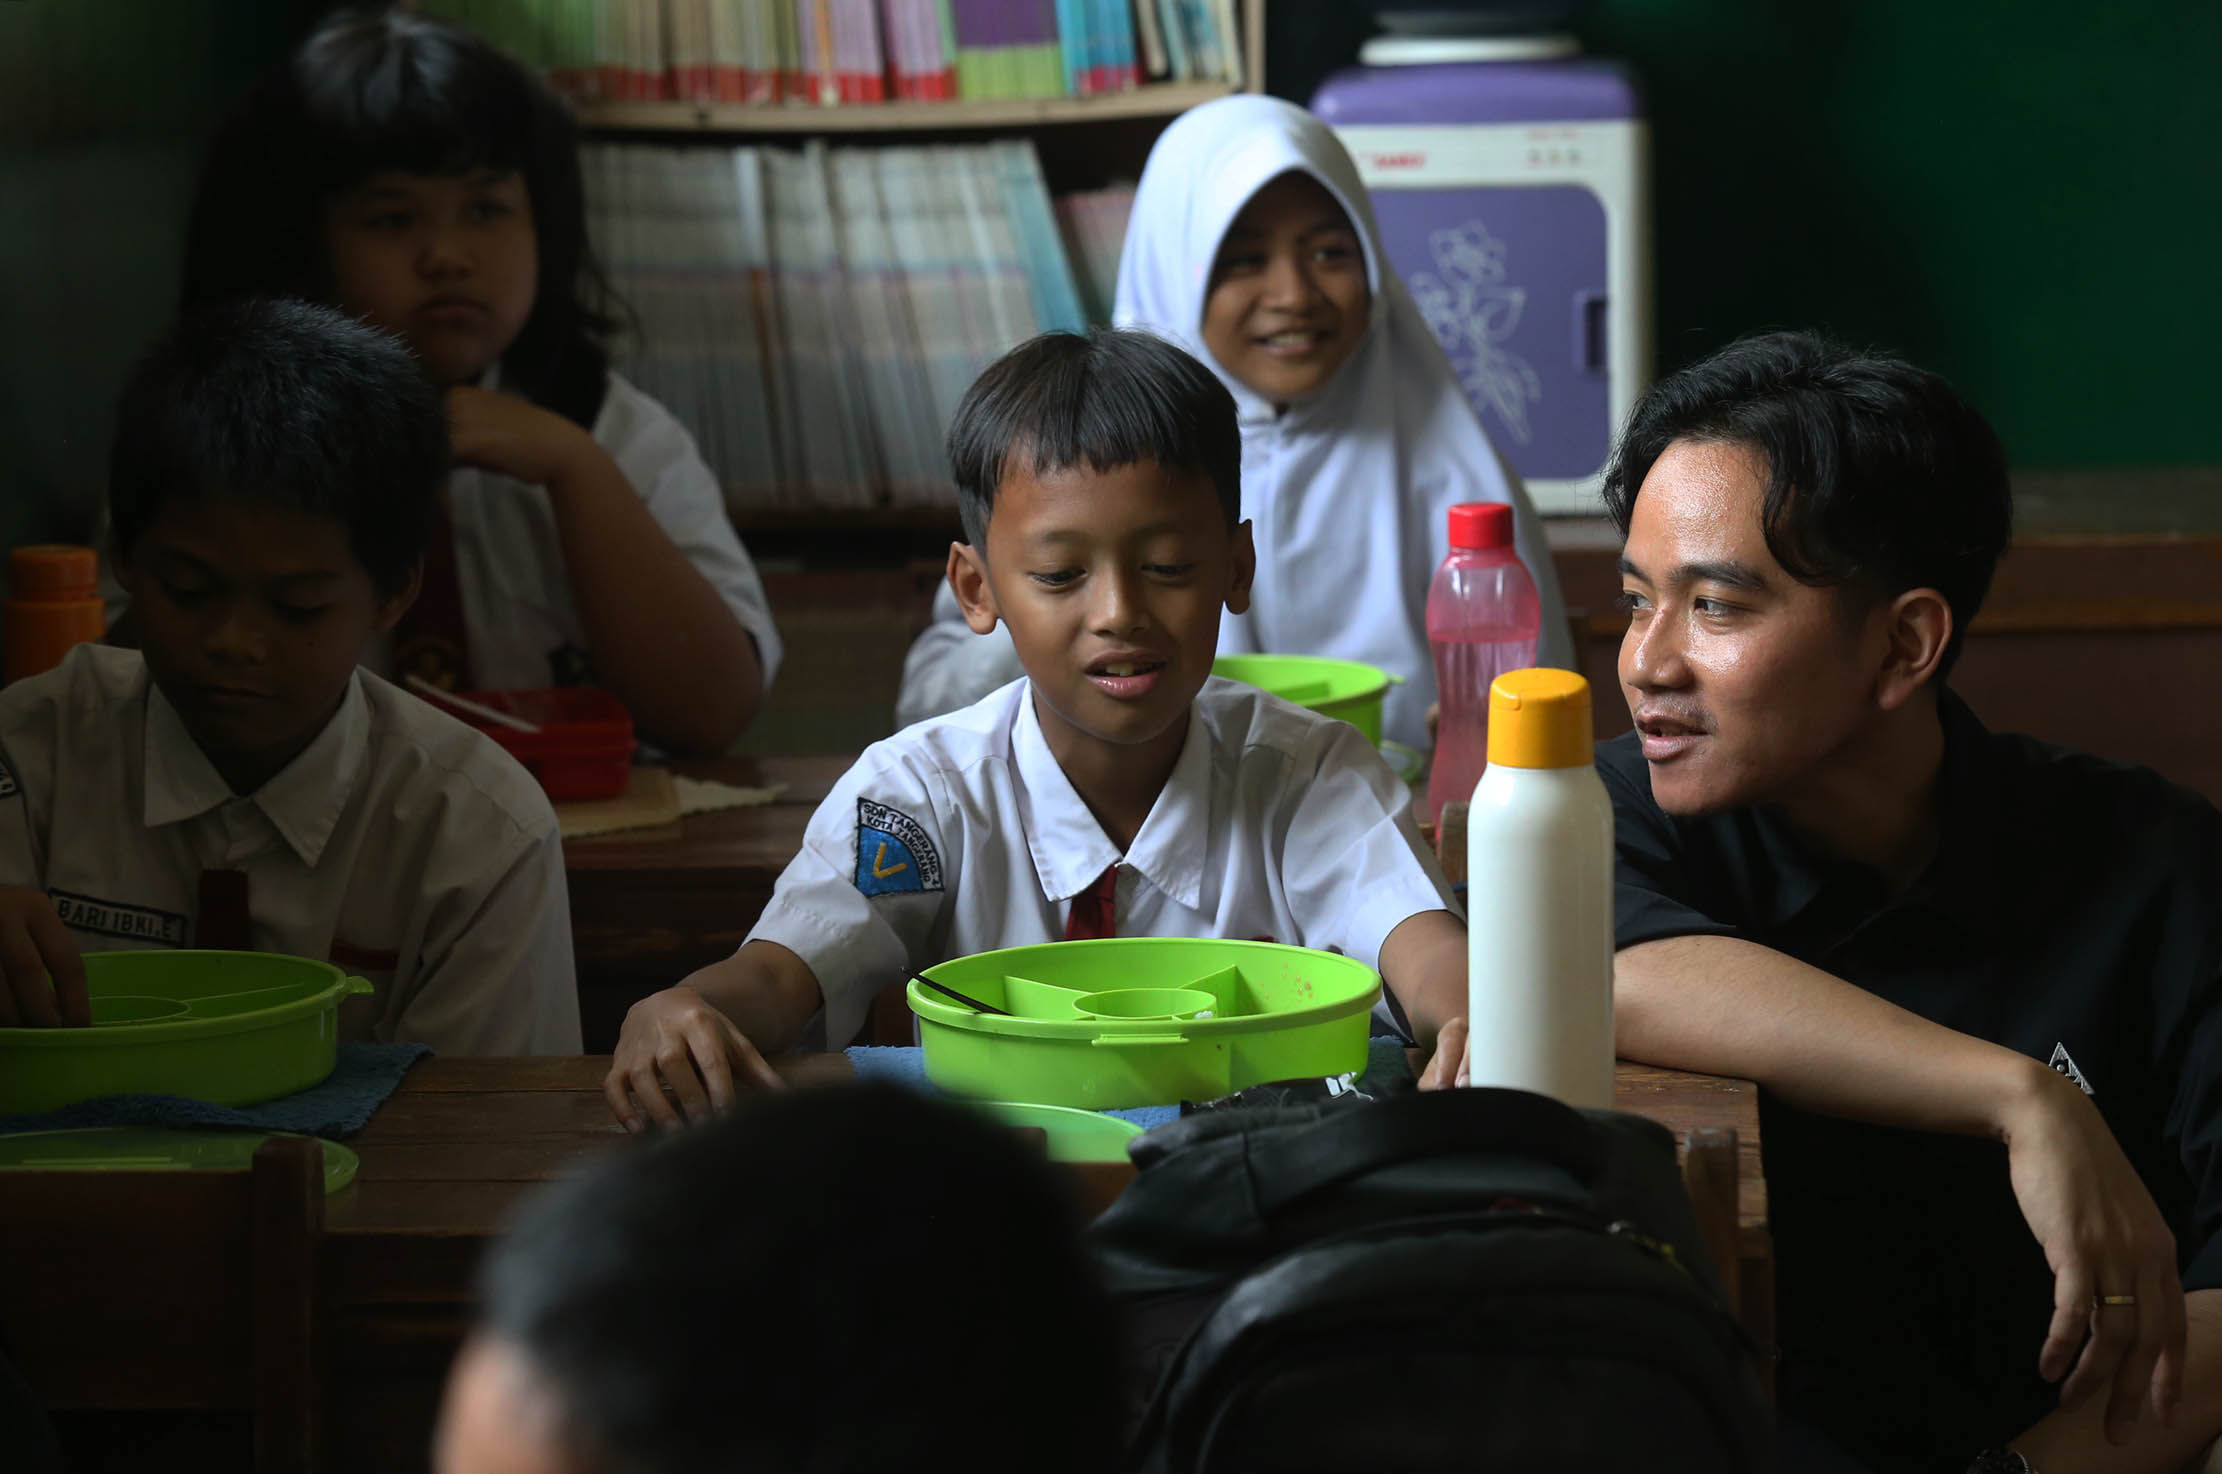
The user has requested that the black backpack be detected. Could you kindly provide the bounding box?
[1089,1088,1773,1473]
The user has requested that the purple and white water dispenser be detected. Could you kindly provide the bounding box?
[1313,15,1651,513]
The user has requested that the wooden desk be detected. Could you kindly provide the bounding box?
[562,755,848,1049]
[319,1053,1770,1473]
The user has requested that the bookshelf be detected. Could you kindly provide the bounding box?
[578,77,1246,132]
[570,4,1268,563]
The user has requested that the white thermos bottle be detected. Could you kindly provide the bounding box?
[1463,668,1616,1108]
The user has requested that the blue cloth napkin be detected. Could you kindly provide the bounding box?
[844,1036,1417,1133]
[0,1042,432,1139]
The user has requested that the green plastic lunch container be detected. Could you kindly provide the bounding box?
[1211,654,1399,745]
[911,937,1381,1109]
[0,950,372,1114]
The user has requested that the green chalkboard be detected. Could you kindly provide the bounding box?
[1275,0,2222,468]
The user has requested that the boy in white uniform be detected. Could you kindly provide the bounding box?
[606,329,1467,1129]
[0,298,580,1055]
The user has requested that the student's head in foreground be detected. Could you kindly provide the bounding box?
[436,1083,1123,1474]
[108,296,444,795]
[945,328,1252,764]
[1603,329,2012,818]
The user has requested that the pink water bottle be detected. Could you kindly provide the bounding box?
[1425,503,1541,825]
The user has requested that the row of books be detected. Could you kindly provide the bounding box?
[585,140,1143,510]
[1052,182,1137,326]
[423,0,1245,107]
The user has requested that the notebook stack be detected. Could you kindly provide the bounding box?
[1050,183,1136,326]
[584,140,1099,512]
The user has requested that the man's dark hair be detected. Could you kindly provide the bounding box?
[1600,330,2012,678]
[946,328,1241,548]
[108,297,446,598]
[476,1083,1123,1474]
[180,5,622,427]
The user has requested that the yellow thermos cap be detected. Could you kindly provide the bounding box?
[1485,668,1594,769]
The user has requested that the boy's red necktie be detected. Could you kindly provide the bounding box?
[1064,863,1119,941]
[391,496,474,691]
[196,868,250,951]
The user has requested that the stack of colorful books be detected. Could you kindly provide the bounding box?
[425,0,1246,108]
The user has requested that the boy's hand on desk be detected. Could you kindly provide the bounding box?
[446,385,597,489]
[0,886,89,1028]
[604,984,787,1132]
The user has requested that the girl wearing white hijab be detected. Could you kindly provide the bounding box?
[895,94,1571,750]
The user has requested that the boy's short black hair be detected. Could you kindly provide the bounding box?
[946,328,1241,548]
[476,1083,1123,1474]
[1600,330,2012,678]
[108,297,446,597]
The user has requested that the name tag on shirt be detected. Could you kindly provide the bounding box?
[855,799,943,898]
[51,889,187,946]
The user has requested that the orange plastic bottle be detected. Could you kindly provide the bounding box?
[4,545,106,684]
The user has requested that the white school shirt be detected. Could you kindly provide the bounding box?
[394,369,785,692]
[749,675,1457,1047]
[0,644,581,1055]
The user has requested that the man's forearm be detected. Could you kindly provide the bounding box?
[2009,1288,2222,1473]
[1615,934,2056,1137]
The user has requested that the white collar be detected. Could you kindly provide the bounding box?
[1011,684,1214,912]
[142,672,371,867]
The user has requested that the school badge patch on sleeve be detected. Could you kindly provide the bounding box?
[855,798,944,898]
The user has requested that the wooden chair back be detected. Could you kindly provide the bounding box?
[0,1133,324,1474]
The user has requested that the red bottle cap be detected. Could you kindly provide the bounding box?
[1446,502,1513,551]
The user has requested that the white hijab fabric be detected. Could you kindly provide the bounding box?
[1113,94,1573,750]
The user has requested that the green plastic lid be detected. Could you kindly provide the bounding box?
[911,938,1382,1110]
[0,1128,359,1194]
[1212,653,1394,705]
[1211,654,1400,745]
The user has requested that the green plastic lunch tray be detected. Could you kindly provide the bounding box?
[0,1128,361,1194]
[1211,654,1399,745]
[911,938,1381,1109]
[0,951,372,1115]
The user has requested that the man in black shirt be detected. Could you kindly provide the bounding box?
[1594,333,2222,1473]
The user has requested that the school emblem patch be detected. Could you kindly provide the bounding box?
[856,799,943,898]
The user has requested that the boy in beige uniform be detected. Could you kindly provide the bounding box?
[0,298,579,1055]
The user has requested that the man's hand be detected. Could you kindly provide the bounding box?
[2004,1066,2186,1443]
[603,984,785,1132]
[1417,1015,1470,1090]
[1378,909,1468,1085]
[0,886,87,1028]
